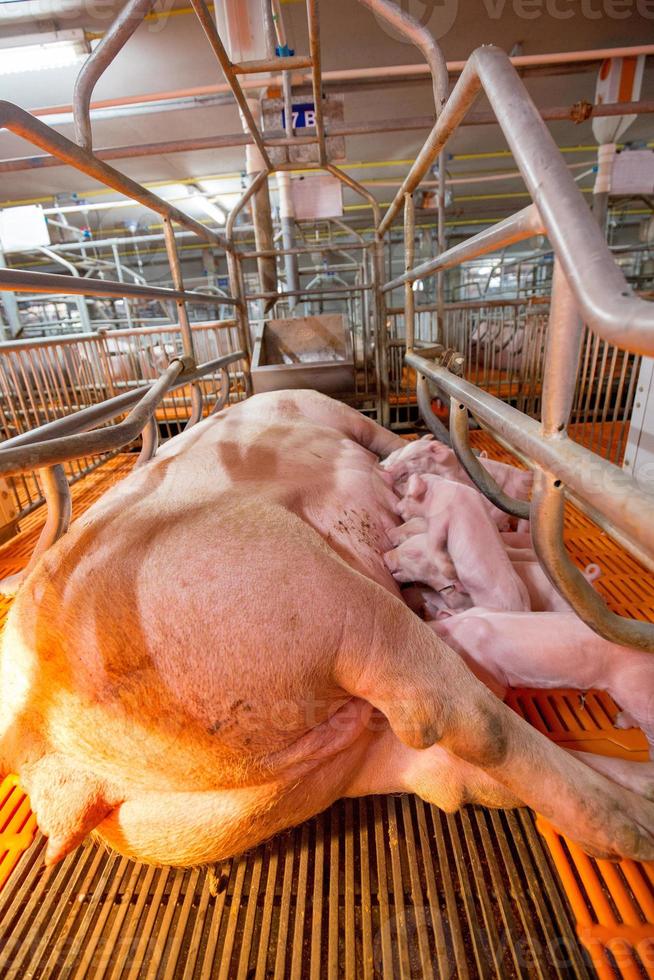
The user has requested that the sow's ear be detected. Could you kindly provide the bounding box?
[20,754,119,866]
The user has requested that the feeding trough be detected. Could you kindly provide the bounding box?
[251,314,355,395]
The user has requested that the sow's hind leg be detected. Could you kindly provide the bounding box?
[335,586,654,862]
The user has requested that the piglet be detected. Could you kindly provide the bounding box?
[381,436,532,531]
[385,473,531,611]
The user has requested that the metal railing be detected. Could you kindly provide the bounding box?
[0,320,245,527]
[376,35,654,649]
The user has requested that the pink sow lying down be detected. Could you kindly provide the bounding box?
[1,390,653,870]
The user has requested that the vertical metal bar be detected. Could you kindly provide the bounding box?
[541,260,584,437]
[189,0,272,169]
[162,219,196,362]
[436,150,446,336]
[0,248,20,339]
[306,0,327,166]
[403,193,415,352]
[111,243,134,328]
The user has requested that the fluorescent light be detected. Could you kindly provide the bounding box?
[0,30,90,76]
[194,197,226,225]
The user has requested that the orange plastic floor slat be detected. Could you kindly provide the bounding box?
[1,440,654,976]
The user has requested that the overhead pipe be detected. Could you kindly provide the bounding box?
[3,101,653,176]
[26,44,654,121]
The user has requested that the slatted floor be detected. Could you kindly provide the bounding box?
[0,442,653,978]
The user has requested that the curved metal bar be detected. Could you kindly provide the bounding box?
[407,350,654,565]
[0,359,186,477]
[531,469,654,652]
[73,0,154,150]
[185,385,204,429]
[0,464,72,595]
[0,101,225,248]
[209,369,231,415]
[356,0,448,114]
[449,398,529,519]
[377,48,654,354]
[136,416,159,467]
[0,352,244,452]
[416,373,450,446]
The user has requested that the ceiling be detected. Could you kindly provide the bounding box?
[0,0,651,257]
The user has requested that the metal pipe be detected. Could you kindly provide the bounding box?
[356,0,448,114]
[162,218,196,361]
[242,242,368,258]
[416,374,450,445]
[449,399,529,519]
[0,319,238,352]
[383,205,544,293]
[233,55,313,74]
[0,268,236,306]
[403,193,415,350]
[246,283,371,300]
[306,0,327,165]
[379,47,654,355]
[407,351,654,567]
[540,261,584,438]
[4,100,653,176]
[531,471,654,651]
[37,247,91,331]
[0,100,226,248]
[26,45,654,119]
[189,0,272,169]
[1,352,244,450]
[436,150,446,329]
[0,358,186,475]
[73,0,154,150]
[136,416,158,467]
[0,463,73,592]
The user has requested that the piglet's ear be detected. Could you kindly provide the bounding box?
[405,474,427,500]
[20,754,119,867]
[419,434,433,442]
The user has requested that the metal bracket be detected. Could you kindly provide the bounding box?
[415,345,465,446]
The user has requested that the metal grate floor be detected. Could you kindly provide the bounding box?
[1,444,653,977]
[0,796,589,979]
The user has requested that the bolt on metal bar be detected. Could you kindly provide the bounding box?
[189,0,272,170]
[73,0,154,151]
[0,268,237,306]
[0,100,226,248]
